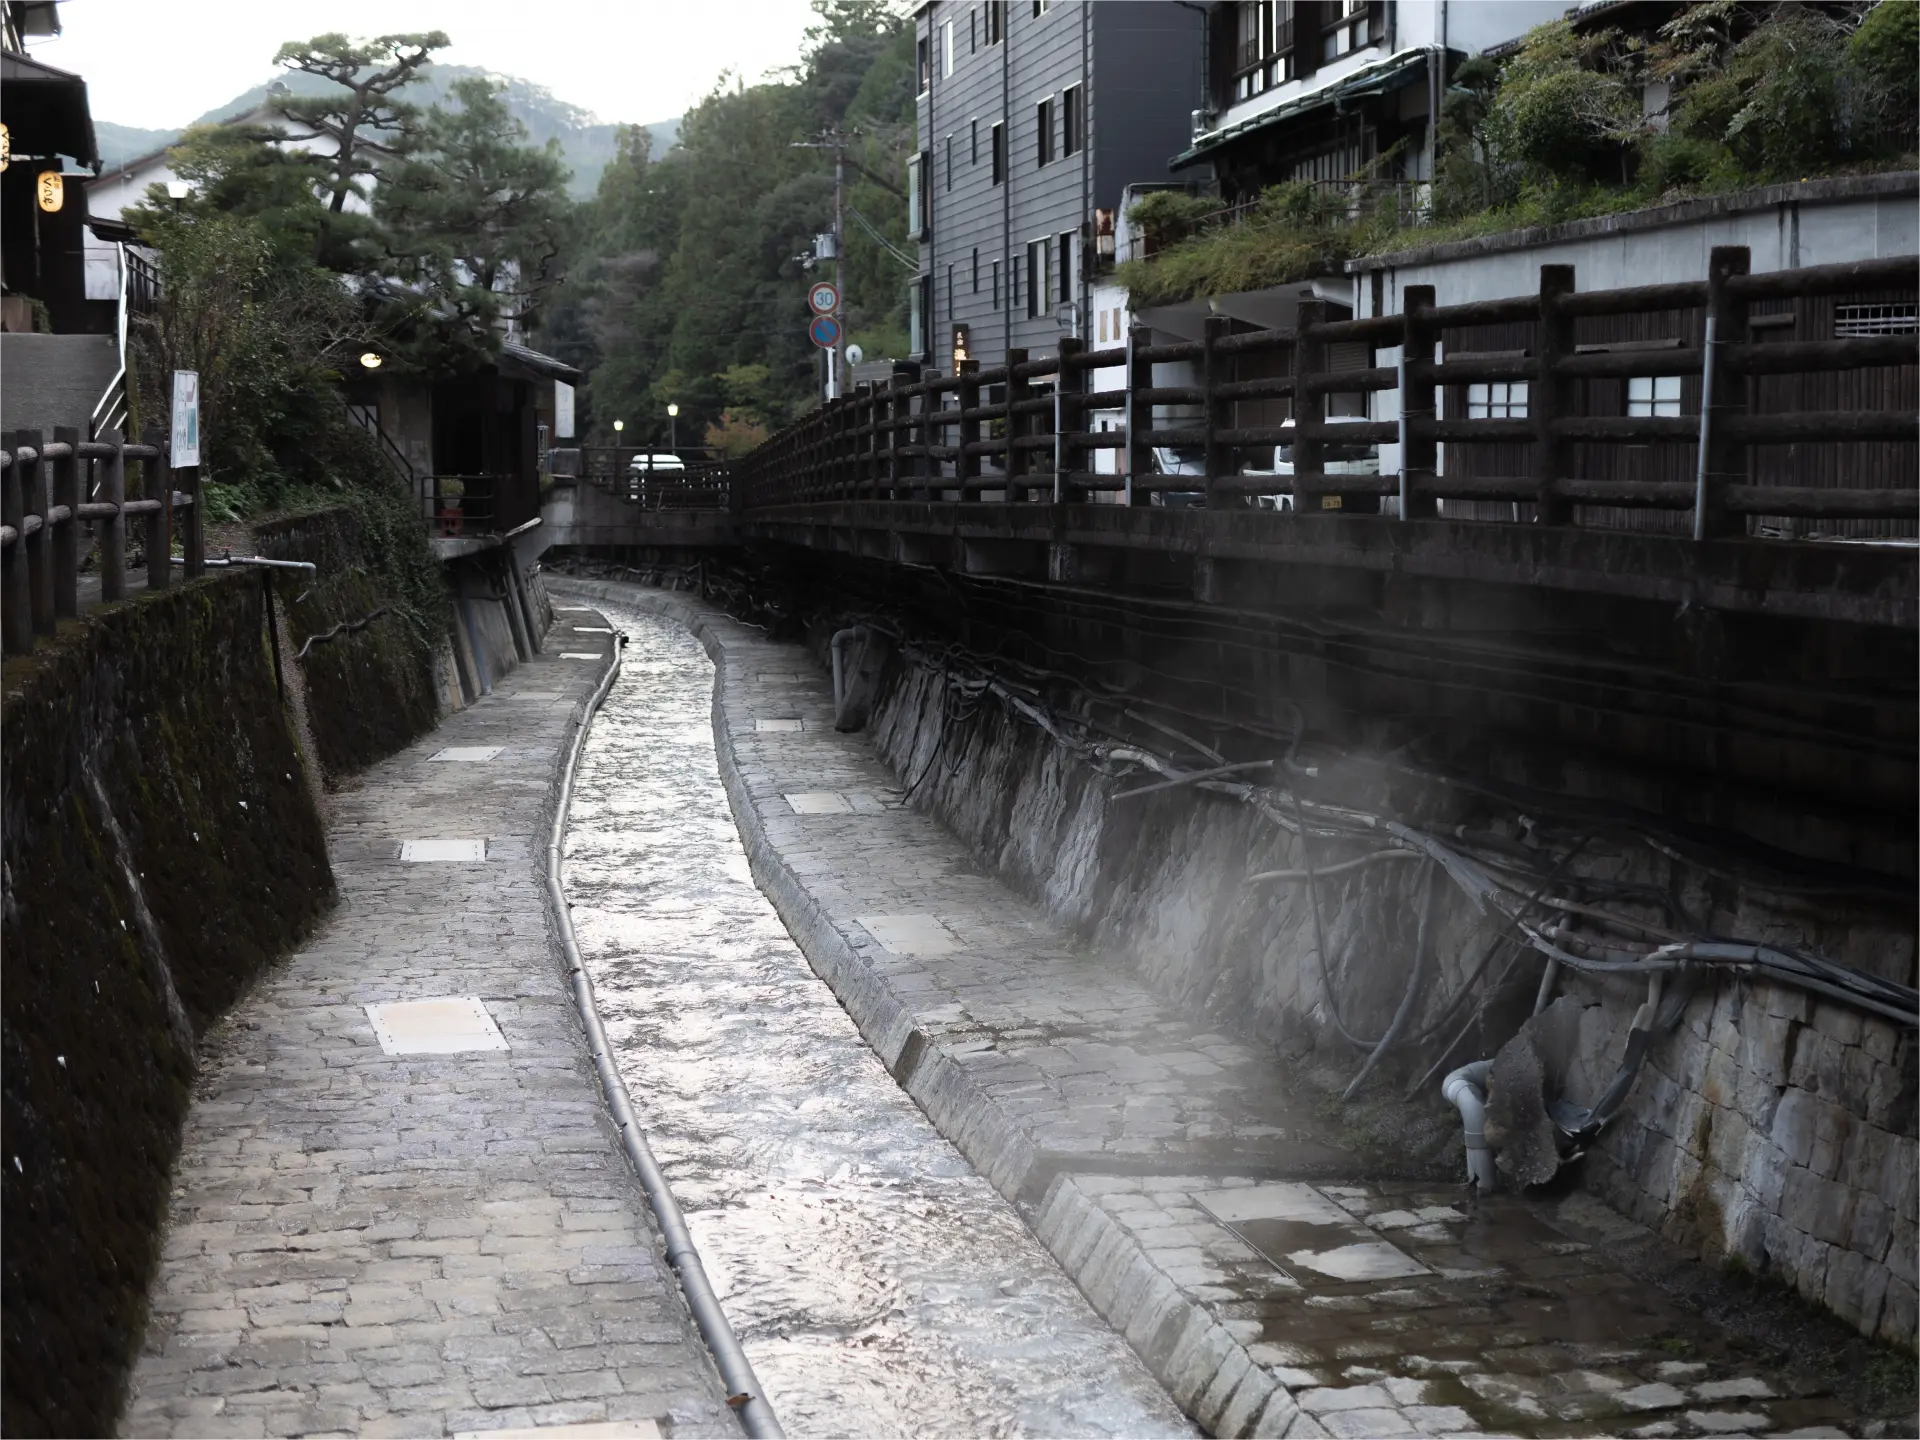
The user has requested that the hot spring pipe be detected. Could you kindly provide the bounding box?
[830,626,860,714]
[547,630,784,1439]
[1442,1060,1498,1192]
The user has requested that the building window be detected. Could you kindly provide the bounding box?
[1026,238,1051,319]
[990,121,1005,185]
[916,35,930,94]
[943,18,955,75]
[1322,0,1372,63]
[1467,382,1529,419]
[947,263,955,319]
[1234,1,1296,101]
[1061,85,1082,157]
[984,0,1005,44]
[1627,376,1682,417]
[992,258,1001,307]
[1834,302,1917,336]
[910,275,929,357]
[1057,231,1076,308]
[907,152,929,240]
[971,247,980,293]
[1033,0,1050,14]
[970,8,978,52]
[944,134,954,191]
[1035,97,1054,166]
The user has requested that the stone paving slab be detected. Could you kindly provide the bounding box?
[122,633,736,1439]
[554,580,1893,1440]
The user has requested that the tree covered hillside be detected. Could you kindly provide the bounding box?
[539,0,915,454]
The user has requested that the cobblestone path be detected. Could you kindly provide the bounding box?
[554,580,1895,1440]
[122,631,736,1439]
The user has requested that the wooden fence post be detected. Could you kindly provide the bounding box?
[956,361,981,503]
[1696,244,1751,541]
[1004,350,1030,503]
[52,424,80,620]
[1201,316,1231,509]
[915,374,938,500]
[181,456,204,578]
[1124,325,1152,506]
[888,379,906,497]
[1533,264,1576,525]
[144,423,172,592]
[1399,284,1439,519]
[1291,302,1326,514]
[101,430,126,602]
[20,428,52,635]
[2,433,30,654]
[1054,337,1084,505]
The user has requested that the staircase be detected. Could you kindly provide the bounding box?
[0,333,121,437]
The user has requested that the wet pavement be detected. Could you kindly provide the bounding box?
[550,581,1913,1440]
[562,604,1193,1437]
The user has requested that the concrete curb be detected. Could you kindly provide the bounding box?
[550,579,1322,1438]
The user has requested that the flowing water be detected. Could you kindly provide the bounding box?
[562,606,1193,1439]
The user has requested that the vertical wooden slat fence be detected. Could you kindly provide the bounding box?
[730,247,1917,537]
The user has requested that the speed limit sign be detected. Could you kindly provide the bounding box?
[807,281,840,316]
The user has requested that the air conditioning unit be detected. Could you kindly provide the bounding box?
[1191,107,1215,142]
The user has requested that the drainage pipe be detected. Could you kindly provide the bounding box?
[546,633,783,1439]
[1441,1060,1498,1192]
[830,626,860,715]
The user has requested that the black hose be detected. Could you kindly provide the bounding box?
[1343,859,1438,1101]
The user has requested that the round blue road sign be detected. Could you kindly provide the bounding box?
[808,313,842,349]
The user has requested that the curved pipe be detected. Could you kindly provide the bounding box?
[1442,1060,1498,1192]
[830,626,861,715]
[548,635,785,1439]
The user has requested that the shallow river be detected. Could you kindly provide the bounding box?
[562,606,1193,1438]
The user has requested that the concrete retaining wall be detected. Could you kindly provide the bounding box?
[853,632,1918,1348]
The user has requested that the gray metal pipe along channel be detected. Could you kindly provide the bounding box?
[547,634,786,1439]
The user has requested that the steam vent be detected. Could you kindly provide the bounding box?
[4,1,1916,1437]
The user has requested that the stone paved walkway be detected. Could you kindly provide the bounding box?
[123,621,736,1439]
[554,580,1893,1440]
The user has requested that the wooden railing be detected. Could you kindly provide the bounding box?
[1,427,203,656]
[733,247,1918,538]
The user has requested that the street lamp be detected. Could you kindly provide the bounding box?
[358,352,382,370]
[667,403,679,452]
[165,177,191,212]
[612,419,625,441]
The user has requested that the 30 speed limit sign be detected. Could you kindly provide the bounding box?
[807,281,840,316]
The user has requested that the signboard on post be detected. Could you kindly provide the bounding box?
[808,314,842,350]
[170,370,200,467]
[808,281,840,316]
[553,380,576,439]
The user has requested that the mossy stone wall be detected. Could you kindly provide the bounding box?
[1,572,334,1436]
[253,508,443,779]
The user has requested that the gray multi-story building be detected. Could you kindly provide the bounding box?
[909,0,1205,372]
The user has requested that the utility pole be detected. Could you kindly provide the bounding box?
[794,130,854,402]
[834,140,846,400]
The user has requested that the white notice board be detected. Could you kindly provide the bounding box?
[170,370,200,467]
[554,380,575,440]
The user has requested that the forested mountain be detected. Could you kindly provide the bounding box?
[539,0,914,453]
[97,68,676,199]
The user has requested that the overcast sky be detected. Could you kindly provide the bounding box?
[36,0,821,130]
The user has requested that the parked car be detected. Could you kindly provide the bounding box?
[1149,443,1207,508]
[1241,418,1379,511]
[626,450,685,505]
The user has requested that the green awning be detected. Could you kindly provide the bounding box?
[1169,48,1428,172]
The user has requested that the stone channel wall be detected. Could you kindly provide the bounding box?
[0,572,336,1436]
[855,641,1917,1349]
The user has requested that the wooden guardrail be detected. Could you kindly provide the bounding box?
[733,246,1917,539]
[0,427,203,656]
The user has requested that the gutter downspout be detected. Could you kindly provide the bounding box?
[1442,1059,1497,1191]
[1003,5,1013,363]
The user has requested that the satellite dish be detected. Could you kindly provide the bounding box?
[845,343,865,368]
